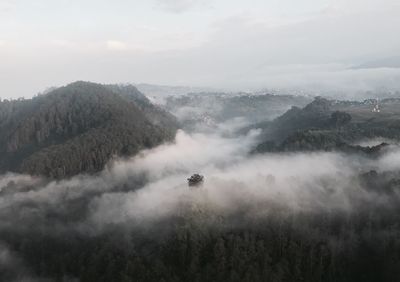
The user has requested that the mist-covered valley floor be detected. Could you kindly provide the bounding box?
[2,116,400,281]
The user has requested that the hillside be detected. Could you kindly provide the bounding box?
[255,97,400,153]
[164,92,311,132]
[0,81,178,178]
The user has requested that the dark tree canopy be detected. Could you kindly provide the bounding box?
[0,81,179,178]
[330,111,352,128]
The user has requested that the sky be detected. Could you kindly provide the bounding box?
[1,0,400,98]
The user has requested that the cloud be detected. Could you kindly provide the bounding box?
[51,39,76,48]
[0,1,15,14]
[0,124,399,236]
[230,64,400,99]
[328,0,400,13]
[83,135,399,228]
[88,145,361,226]
[1,1,400,98]
[155,0,210,13]
[1,129,395,231]
[106,40,128,51]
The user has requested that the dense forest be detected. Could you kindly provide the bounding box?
[0,82,178,178]
[1,87,400,282]
[254,97,400,154]
[2,173,400,282]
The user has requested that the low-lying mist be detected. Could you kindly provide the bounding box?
[1,126,400,230]
[1,120,400,281]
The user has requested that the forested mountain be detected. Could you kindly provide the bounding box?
[255,97,400,154]
[0,81,178,178]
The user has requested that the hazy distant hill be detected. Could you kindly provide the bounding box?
[255,97,400,153]
[0,81,178,178]
[352,56,400,69]
[135,83,216,104]
[164,92,311,132]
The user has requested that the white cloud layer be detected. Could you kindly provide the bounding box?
[0,0,399,98]
[155,0,210,13]
[1,128,399,234]
[106,40,128,51]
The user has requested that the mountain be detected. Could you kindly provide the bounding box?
[0,81,178,178]
[135,83,216,104]
[255,97,400,154]
[164,92,311,132]
[352,56,400,69]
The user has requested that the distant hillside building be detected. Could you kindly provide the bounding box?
[372,99,381,113]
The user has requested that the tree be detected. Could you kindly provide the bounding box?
[330,111,352,129]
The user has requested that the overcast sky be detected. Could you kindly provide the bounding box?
[1,0,400,98]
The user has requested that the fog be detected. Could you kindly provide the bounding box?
[1,127,399,233]
[1,113,400,279]
[1,0,400,99]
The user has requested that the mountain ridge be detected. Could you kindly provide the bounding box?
[0,81,179,178]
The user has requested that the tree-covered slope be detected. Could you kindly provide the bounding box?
[255,97,400,154]
[164,92,311,132]
[0,81,178,178]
